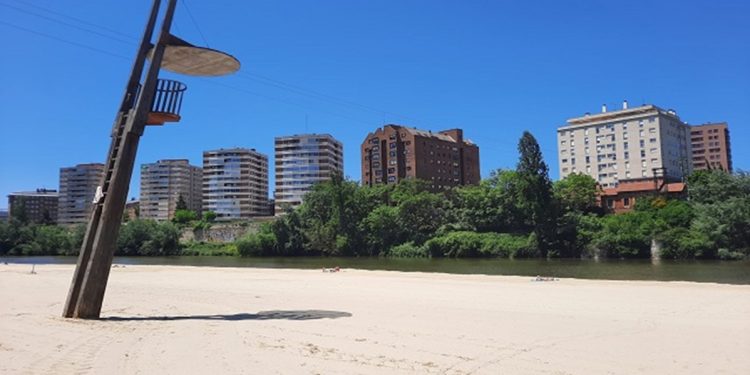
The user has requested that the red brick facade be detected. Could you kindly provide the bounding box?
[361,125,480,190]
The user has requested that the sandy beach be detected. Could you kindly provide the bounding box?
[0,264,748,374]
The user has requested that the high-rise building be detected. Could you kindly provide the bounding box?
[58,163,105,225]
[557,103,692,187]
[8,189,59,224]
[274,134,343,213]
[140,159,202,221]
[360,125,480,190]
[690,122,732,172]
[203,148,269,220]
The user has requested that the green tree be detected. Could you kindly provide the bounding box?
[593,211,653,258]
[516,131,555,256]
[176,194,188,210]
[173,209,198,224]
[361,205,402,255]
[553,173,599,213]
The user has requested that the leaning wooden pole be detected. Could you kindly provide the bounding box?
[62,0,178,319]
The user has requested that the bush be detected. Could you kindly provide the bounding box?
[388,242,428,258]
[180,241,238,256]
[236,232,277,256]
[593,212,653,258]
[173,209,198,224]
[117,220,181,256]
[657,227,713,259]
[421,231,532,258]
[717,248,746,260]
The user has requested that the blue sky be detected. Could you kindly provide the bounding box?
[1,0,748,208]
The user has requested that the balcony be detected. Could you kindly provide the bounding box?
[145,79,187,125]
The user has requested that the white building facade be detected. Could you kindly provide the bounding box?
[557,103,692,187]
[140,159,202,221]
[203,148,268,220]
[274,134,343,214]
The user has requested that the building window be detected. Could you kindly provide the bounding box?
[624,197,631,207]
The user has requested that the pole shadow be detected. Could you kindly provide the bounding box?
[101,310,352,322]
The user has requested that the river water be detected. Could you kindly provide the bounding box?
[2,256,749,285]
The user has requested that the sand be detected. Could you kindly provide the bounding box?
[1,264,748,374]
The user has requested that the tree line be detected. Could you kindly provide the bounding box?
[1,131,748,259]
[237,132,750,260]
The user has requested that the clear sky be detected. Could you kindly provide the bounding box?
[1,0,748,208]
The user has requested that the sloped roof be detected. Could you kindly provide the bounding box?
[402,127,456,142]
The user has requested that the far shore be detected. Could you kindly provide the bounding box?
[1,263,749,374]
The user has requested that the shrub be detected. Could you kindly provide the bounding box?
[236,232,277,256]
[388,242,428,258]
[593,212,653,258]
[117,220,181,256]
[181,241,237,256]
[421,231,532,258]
[483,233,534,258]
[657,227,713,259]
[172,209,198,224]
[717,248,746,260]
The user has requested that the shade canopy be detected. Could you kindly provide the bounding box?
[149,34,240,77]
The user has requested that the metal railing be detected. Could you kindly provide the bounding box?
[150,78,186,116]
[129,78,187,117]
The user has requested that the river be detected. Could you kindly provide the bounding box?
[2,256,749,285]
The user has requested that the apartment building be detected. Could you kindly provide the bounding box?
[690,122,732,172]
[274,134,343,213]
[58,163,105,225]
[557,102,692,187]
[360,125,480,190]
[8,189,59,224]
[140,159,202,221]
[203,148,269,220]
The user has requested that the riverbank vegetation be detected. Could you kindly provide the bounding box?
[1,132,748,260]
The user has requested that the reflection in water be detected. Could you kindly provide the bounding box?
[2,256,749,285]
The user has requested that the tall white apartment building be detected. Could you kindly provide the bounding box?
[557,102,692,187]
[58,163,105,225]
[140,159,202,221]
[274,134,343,214]
[203,148,268,220]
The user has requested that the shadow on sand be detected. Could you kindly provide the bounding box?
[101,310,352,322]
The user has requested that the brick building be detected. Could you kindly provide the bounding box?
[8,189,59,224]
[690,122,732,172]
[360,125,479,190]
[599,172,686,214]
